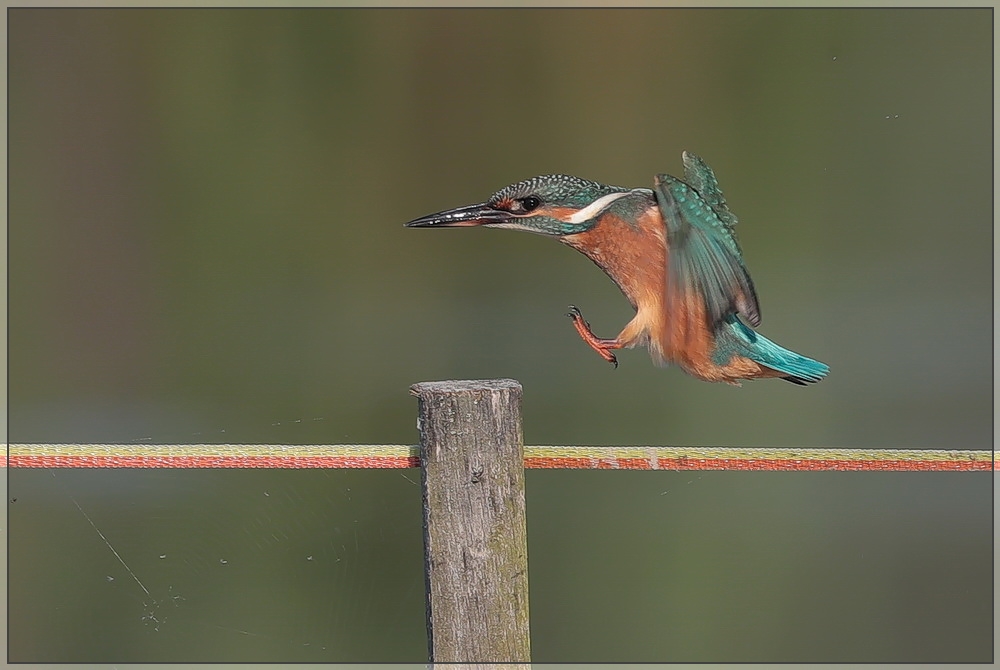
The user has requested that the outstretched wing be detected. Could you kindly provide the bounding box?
[681,151,738,230]
[654,153,760,328]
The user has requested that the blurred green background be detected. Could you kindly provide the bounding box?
[8,8,992,663]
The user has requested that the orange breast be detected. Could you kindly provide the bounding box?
[562,212,663,306]
[561,203,762,382]
[561,204,669,357]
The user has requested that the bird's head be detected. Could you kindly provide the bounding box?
[405,174,641,236]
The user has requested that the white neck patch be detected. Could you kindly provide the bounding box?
[566,190,634,224]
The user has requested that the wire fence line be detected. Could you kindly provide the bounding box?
[6,444,993,471]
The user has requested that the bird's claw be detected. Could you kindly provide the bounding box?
[566,305,619,369]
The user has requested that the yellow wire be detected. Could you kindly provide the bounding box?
[6,443,993,465]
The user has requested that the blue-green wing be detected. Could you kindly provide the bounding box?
[681,151,738,230]
[654,155,760,328]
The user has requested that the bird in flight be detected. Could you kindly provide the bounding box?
[406,152,828,386]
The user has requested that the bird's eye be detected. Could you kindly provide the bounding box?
[517,196,541,213]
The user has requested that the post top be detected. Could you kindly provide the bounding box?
[410,379,522,396]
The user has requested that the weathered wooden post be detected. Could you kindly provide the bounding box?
[410,379,531,663]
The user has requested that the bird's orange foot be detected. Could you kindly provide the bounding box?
[566,305,620,369]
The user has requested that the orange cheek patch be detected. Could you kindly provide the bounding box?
[543,206,579,221]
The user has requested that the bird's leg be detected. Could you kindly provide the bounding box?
[566,305,622,368]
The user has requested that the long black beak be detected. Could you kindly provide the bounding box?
[404,202,511,228]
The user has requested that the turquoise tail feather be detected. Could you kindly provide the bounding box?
[715,315,829,385]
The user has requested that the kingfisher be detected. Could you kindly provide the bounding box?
[405,152,828,386]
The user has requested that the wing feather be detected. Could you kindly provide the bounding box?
[654,156,761,328]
